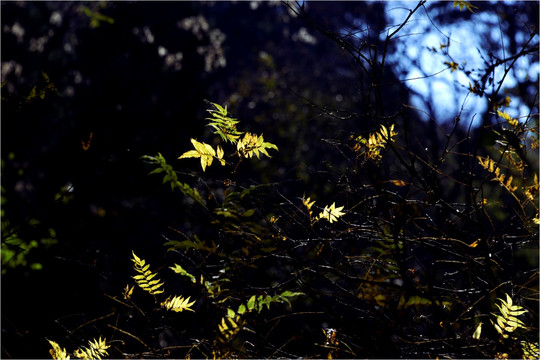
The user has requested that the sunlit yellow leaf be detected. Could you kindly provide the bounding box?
[469,239,480,248]
[302,195,316,216]
[49,340,70,360]
[178,139,228,171]
[123,284,134,300]
[318,202,346,223]
[218,317,229,332]
[453,1,478,12]
[161,295,195,312]
[390,180,407,187]
[468,82,481,95]
[237,132,278,159]
[472,322,482,339]
[521,341,540,360]
[497,110,519,128]
[504,293,513,307]
[74,337,110,360]
[216,145,226,166]
[444,61,459,72]
[492,320,504,335]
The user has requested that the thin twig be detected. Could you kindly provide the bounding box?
[106,324,152,350]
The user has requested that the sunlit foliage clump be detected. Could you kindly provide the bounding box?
[178,101,278,172]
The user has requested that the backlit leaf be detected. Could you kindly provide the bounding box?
[472,322,482,339]
[170,264,197,283]
[247,295,256,310]
[237,304,246,315]
[237,132,278,159]
[131,251,165,296]
[318,202,346,223]
[178,139,219,172]
[161,295,195,312]
[205,101,243,144]
[48,340,69,360]
[73,337,110,360]
[390,180,407,187]
[453,1,478,12]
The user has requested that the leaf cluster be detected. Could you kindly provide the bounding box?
[178,101,278,172]
[352,124,397,162]
[141,153,204,206]
[130,251,195,312]
[48,337,110,360]
[205,101,243,144]
[302,195,346,224]
[491,293,528,338]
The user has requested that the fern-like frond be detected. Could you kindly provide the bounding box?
[245,291,304,313]
[73,337,110,360]
[205,101,243,144]
[497,110,519,128]
[477,156,519,193]
[236,132,278,159]
[160,295,195,312]
[490,293,528,338]
[353,124,397,161]
[141,153,204,205]
[217,309,244,343]
[170,264,197,283]
[178,139,226,172]
[525,173,538,203]
[521,341,540,360]
[48,340,70,360]
[131,251,165,296]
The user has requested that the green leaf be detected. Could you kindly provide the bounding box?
[205,101,243,144]
[242,209,255,217]
[280,290,304,298]
[214,209,240,220]
[148,167,165,175]
[41,71,50,82]
[142,153,204,206]
[237,304,246,315]
[247,295,256,311]
[170,264,197,283]
[27,86,37,101]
